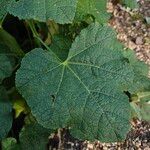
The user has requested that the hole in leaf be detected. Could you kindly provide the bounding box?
[51,95,56,103]
[123,58,130,63]
[124,91,132,102]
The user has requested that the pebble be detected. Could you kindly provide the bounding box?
[108,0,150,76]
[136,36,144,45]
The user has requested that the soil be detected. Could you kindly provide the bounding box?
[48,119,150,150]
[108,0,150,76]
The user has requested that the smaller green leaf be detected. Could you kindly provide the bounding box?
[131,102,150,121]
[123,49,149,75]
[75,0,110,24]
[19,123,51,150]
[0,44,15,83]
[0,28,24,57]
[131,91,150,121]
[130,102,141,119]
[2,137,19,150]
[137,92,150,103]
[0,86,13,140]
[139,103,150,121]
[146,17,150,24]
[122,0,139,9]
[123,49,150,93]
[24,113,37,125]
[129,75,150,94]
[13,99,28,118]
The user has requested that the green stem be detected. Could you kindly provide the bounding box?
[0,14,7,27]
[27,20,41,47]
[28,21,38,37]
[0,27,24,57]
[36,35,62,62]
[28,20,62,62]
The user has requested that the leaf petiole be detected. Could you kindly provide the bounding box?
[27,20,62,62]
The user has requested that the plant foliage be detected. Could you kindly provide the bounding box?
[16,24,134,141]
[8,0,77,24]
[0,0,149,149]
[75,0,110,23]
[122,0,139,9]
[0,86,13,140]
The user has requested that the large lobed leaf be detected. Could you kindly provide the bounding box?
[7,0,110,24]
[16,23,136,142]
[8,0,77,24]
[0,86,13,140]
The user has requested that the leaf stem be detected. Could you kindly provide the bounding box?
[28,20,62,62]
[0,14,7,27]
[27,20,41,47]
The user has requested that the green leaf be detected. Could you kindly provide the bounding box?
[16,23,135,142]
[137,92,150,121]
[2,137,19,150]
[19,123,50,150]
[146,17,150,24]
[129,75,150,93]
[139,103,150,121]
[0,86,13,140]
[13,99,28,118]
[130,102,142,119]
[24,113,37,125]
[1,124,50,150]
[123,49,149,76]
[8,0,77,24]
[50,35,71,61]
[131,102,150,121]
[123,49,150,93]
[0,44,15,83]
[75,0,110,23]
[137,92,150,103]
[0,0,11,20]
[122,0,139,9]
[0,28,24,57]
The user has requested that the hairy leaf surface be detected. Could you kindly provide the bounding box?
[2,137,19,150]
[123,50,150,93]
[8,0,77,24]
[0,44,15,83]
[75,0,110,23]
[0,0,11,19]
[131,101,150,122]
[19,124,50,150]
[122,0,139,9]
[16,23,135,142]
[0,86,13,140]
